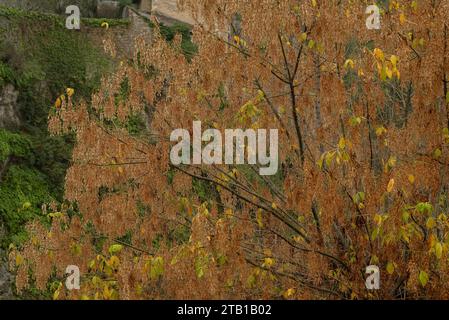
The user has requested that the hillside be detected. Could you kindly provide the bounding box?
[0,1,194,299]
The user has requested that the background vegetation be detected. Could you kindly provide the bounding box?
[7,0,447,301]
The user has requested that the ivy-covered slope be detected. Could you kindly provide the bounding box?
[0,5,196,249]
[0,5,118,247]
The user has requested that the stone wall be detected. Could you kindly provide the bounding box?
[139,0,152,13]
[85,8,153,59]
[152,0,194,26]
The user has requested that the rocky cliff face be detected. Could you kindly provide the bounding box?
[0,222,13,300]
[0,84,17,299]
[0,84,20,129]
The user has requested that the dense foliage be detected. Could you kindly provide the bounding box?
[0,5,115,248]
[7,0,449,300]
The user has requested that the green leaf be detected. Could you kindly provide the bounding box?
[371,227,380,241]
[325,151,335,167]
[195,254,209,279]
[247,274,256,288]
[216,254,227,266]
[380,65,387,81]
[108,244,123,255]
[349,116,362,126]
[419,270,429,287]
[416,202,433,214]
[353,192,365,204]
[22,201,32,210]
[195,259,204,278]
[150,256,164,279]
[308,40,315,49]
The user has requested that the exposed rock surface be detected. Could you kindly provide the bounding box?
[0,222,14,300]
[0,84,20,129]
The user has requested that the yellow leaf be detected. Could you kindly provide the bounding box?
[357,68,365,77]
[283,288,296,298]
[373,48,385,61]
[408,174,415,184]
[53,288,60,300]
[15,253,24,266]
[278,106,286,114]
[387,179,395,193]
[92,276,101,287]
[344,59,355,70]
[101,22,109,29]
[311,0,317,7]
[103,285,113,299]
[271,202,278,210]
[263,257,275,268]
[374,214,383,226]
[256,209,264,228]
[48,212,64,218]
[390,55,399,68]
[435,242,443,259]
[375,126,387,137]
[386,262,395,274]
[54,97,62,109]
[385,66,393,79]
[387,156,397,168]
[66,88,75,97]
[109,255,120,268]
[399,13,406,25]
[338,137,346,150]
[434,148,442,159]
[426,217,436,229]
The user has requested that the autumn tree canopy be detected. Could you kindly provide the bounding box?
[10,0,449,300]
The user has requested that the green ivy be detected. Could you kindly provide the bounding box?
[0,165,52,246]
[0,129,32,162]
[159,23,198,60]
[0,61,15,86]
[0,6,116,249]
[0,5,129,28]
